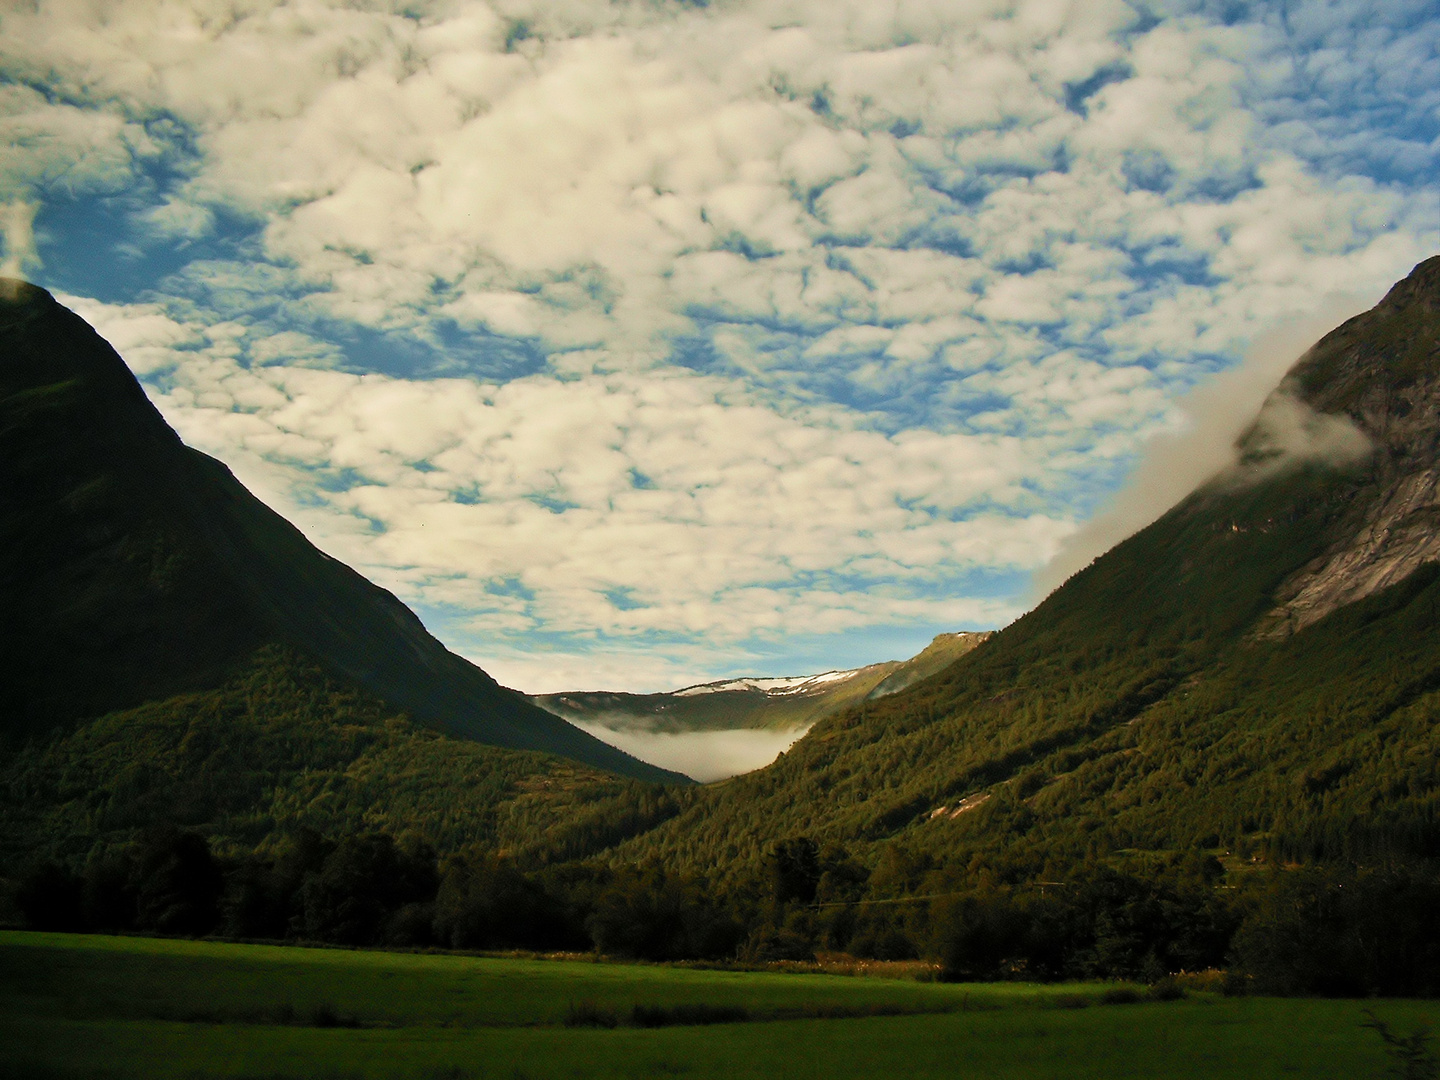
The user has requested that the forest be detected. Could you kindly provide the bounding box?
[16,816,1440,999]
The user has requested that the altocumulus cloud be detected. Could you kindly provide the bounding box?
[5,0,1439,691]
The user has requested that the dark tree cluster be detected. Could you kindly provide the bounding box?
[9,827,736,958]
[929,858,1234,982]
[16,825,1440,997]
[15,827,224,937]
[1228,865,1440,997]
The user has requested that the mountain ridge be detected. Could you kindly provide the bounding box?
[605,254,1440,877]
[533,633,989,737]
[0,279,682,784]
[8,256,1440,891]
[1251,254,1440,636]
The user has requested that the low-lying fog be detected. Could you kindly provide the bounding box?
[570,720,811,783]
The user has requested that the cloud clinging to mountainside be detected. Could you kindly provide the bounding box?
[6,0,1440,689]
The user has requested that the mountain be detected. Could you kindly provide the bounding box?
[533,634,989,736]
[11,254,1440,892]
[864,632,991,700]
[611,256,1440,878]
[0,643,690,867]
[0,279,681,785]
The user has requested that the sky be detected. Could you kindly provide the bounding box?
[3,0,1438,695]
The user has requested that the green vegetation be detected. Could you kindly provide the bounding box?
[610,463,1440,881]
[10,261,1440,1079]
[1,931,1432,1080]
[603,259,1440,884]
[0,646,686,870]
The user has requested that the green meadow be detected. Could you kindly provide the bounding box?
[0,931,1432,1079]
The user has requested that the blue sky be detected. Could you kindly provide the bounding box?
[3,0,1437,693]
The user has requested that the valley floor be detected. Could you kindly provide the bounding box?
[0,931,1428,1079]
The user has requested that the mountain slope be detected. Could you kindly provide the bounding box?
[0,280,680,784]
[611,256,1440,877]
[0,643,686,868]
[535,634,991,736]
[865,632,991,700]
[535,666,895,735]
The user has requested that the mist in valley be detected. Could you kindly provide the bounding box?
[569,720,811,783]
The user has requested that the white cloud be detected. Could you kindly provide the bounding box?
[68,293,1051,658]
[1035,291,1380,594]
[0,200,39,278]
[0,83,146,200]
[13,0,1440,687]
[11,0,1430,369]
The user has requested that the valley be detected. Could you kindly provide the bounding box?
[532,632,989,779]
[7,258,1440,1076]
[4,4,1434,1075]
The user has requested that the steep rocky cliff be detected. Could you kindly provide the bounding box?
[1255,256,1440,636]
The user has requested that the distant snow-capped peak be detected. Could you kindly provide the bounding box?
[672,668,862,698]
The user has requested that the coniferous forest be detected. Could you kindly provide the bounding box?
[9,261,1440,1004]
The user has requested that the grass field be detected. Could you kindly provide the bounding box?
[0,931,1431,1079]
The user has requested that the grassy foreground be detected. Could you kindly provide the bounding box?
[0,931,1430,1079]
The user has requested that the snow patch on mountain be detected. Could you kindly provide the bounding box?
[672,669,863,698]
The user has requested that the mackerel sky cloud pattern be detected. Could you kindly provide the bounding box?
[3,0,1438,691]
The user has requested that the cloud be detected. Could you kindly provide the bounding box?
[10,0,1432,379]
[1234,385,1373,476]
[0,200,39,278]
[12,0,1440,688]
[0,83,146,200]
[65,292,1052,659]
[1035,292,1379,594]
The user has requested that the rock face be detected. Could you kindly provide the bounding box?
[1256,256,1440,637]
[0,280,683,783]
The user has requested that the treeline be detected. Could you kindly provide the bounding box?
[14,827,1440,996]
[7,826,736,959]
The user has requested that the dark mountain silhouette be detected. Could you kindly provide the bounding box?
[0,279,682,784]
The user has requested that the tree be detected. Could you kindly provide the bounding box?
[133,829,223,937]
[769,838,821,905]
[300,833,436,945]
[433,852,576,951]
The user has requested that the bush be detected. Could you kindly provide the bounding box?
[1147,977,1187,1001]
[1099,987,1142,1005]
[630,1004,749,1027]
